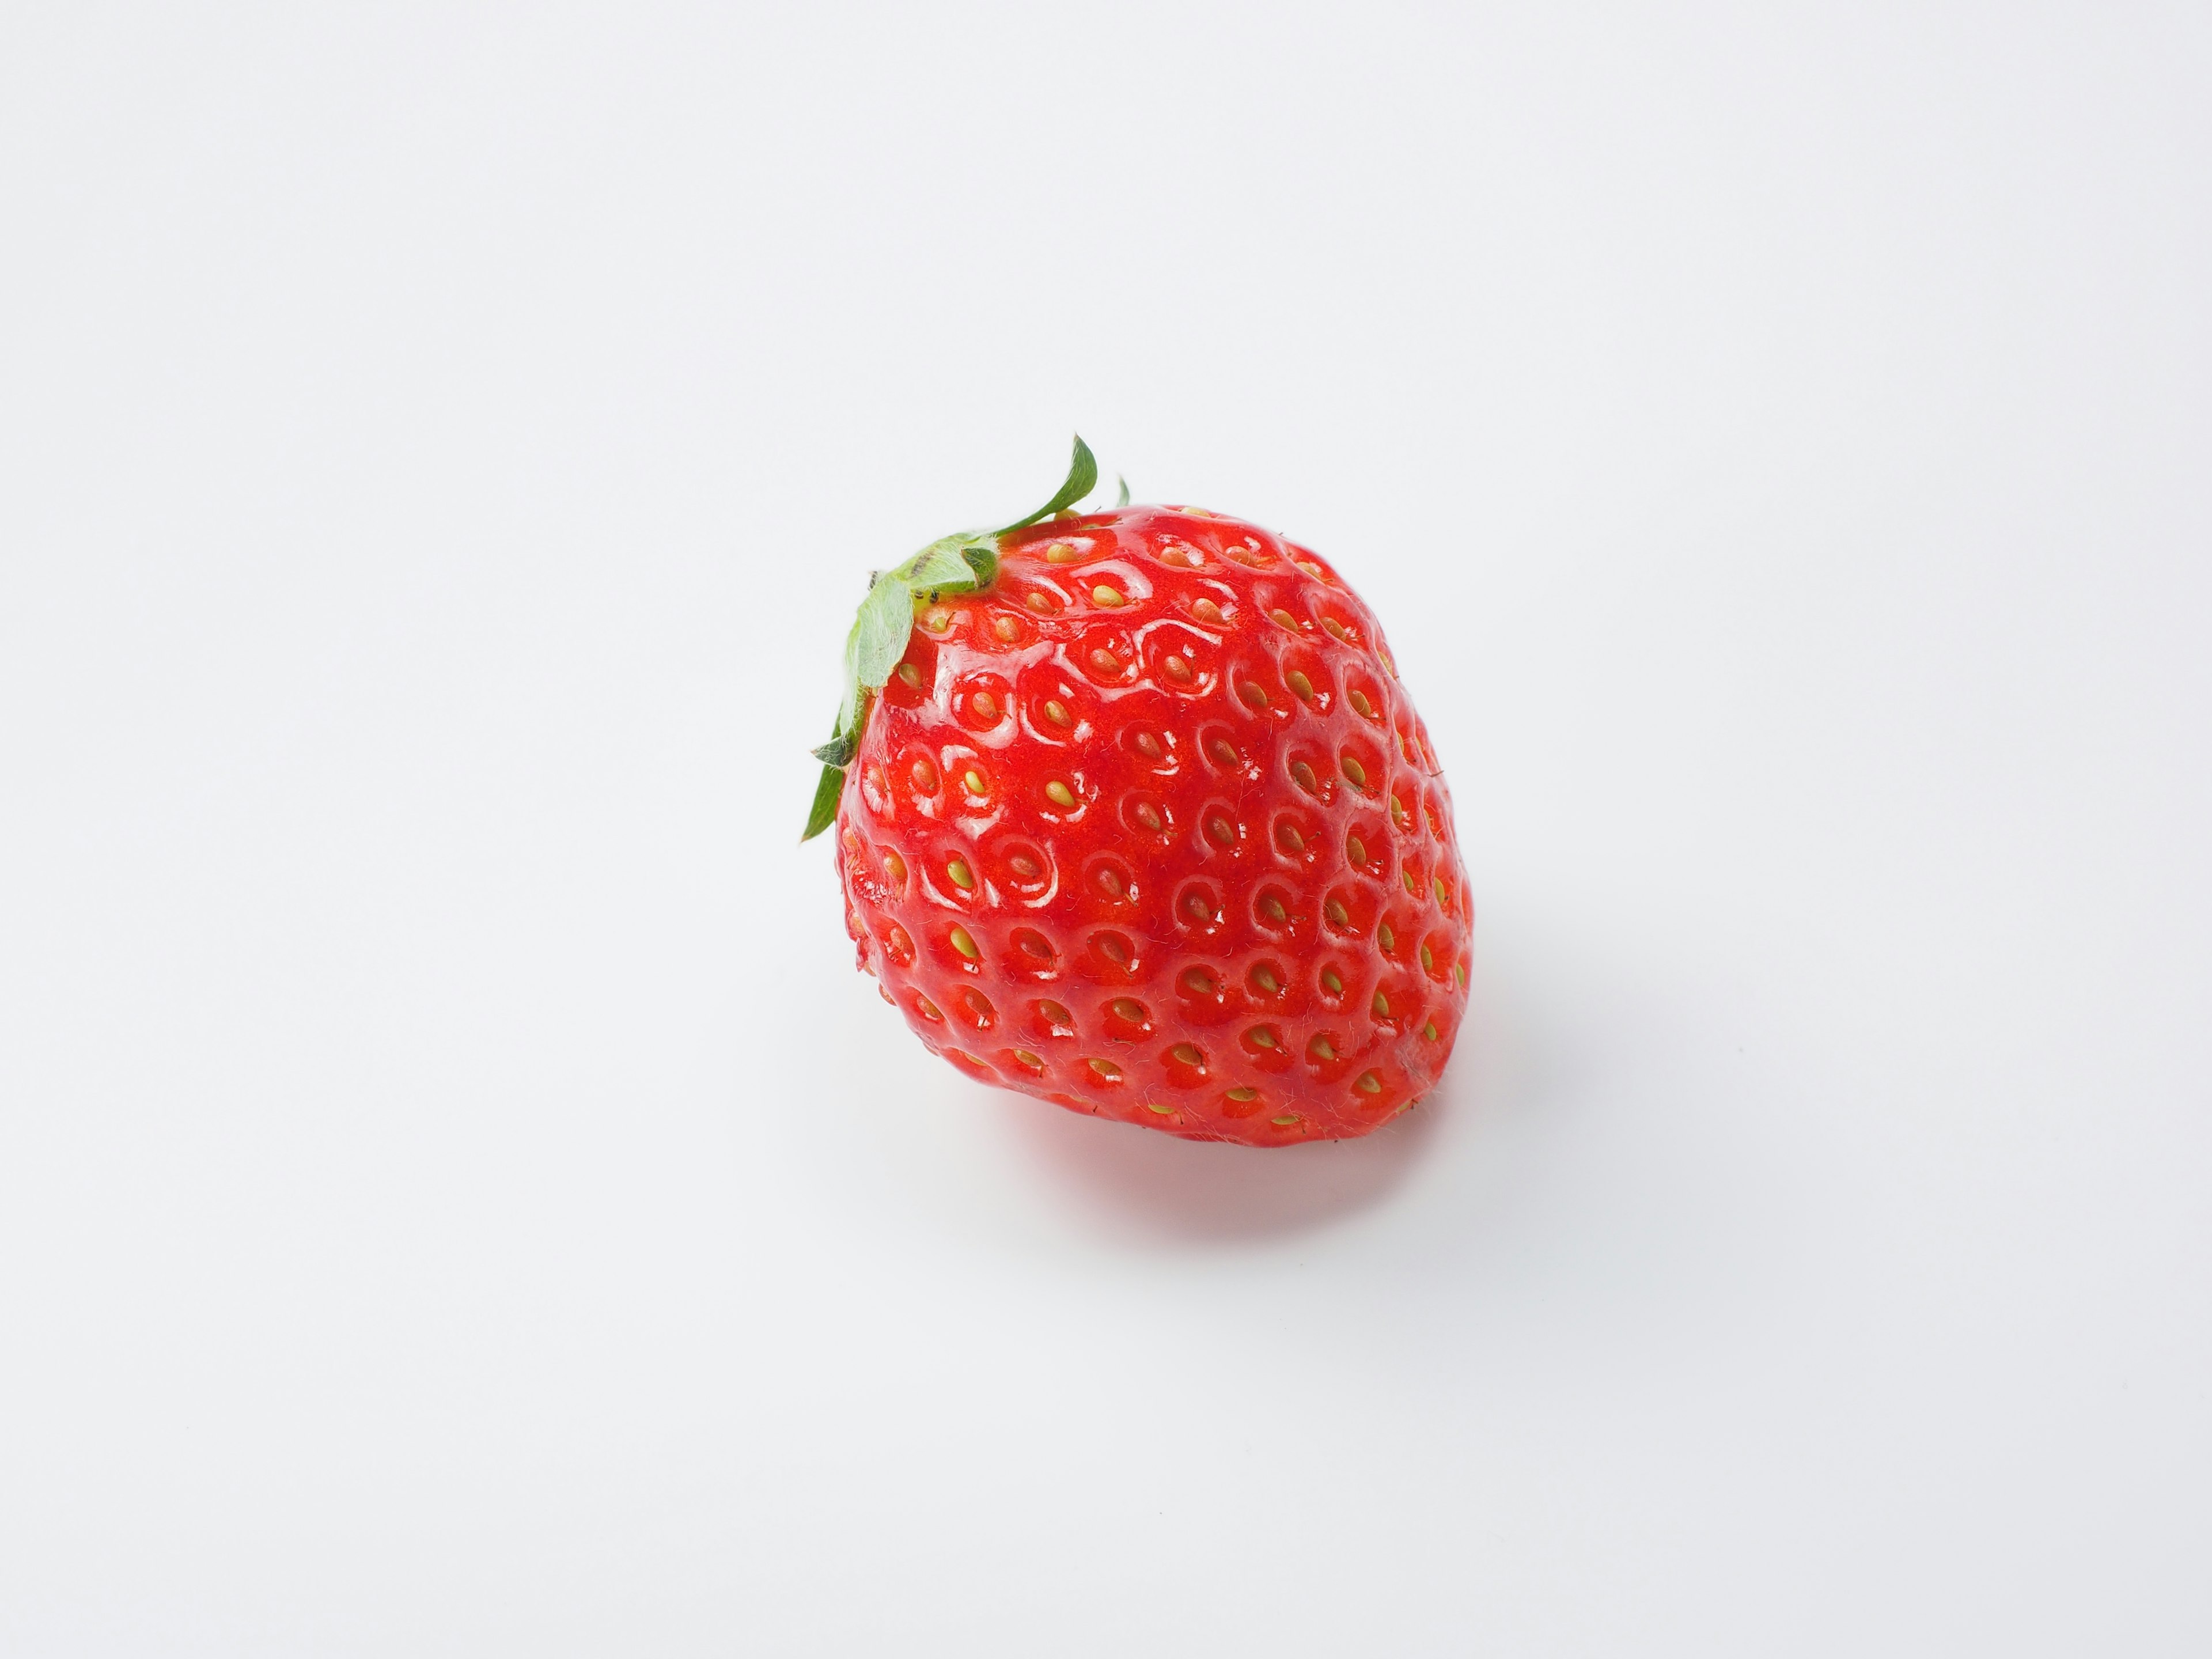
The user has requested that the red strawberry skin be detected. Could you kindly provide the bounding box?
[831,506,1472,1146]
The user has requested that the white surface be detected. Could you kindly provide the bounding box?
[3,3,2209,1653]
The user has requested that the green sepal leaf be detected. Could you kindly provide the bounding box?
[800,763,844,842]
[999,434,1099,531]
[959,540,998,588]
[812,731,858,767]
[895,533,999,599]
[837,574,913,735]
[1115,474,1130,508]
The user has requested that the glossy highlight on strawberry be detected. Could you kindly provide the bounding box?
[810,443,1472,1146]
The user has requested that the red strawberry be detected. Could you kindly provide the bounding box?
[804,440,1471,1145]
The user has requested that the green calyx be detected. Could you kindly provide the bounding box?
[801,435,1119,841]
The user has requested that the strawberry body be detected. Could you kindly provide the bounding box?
[830,506,1471,1146]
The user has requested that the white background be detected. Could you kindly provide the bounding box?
[3,3,2208,1653]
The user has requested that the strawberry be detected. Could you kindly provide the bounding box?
[804,439,1471,1145]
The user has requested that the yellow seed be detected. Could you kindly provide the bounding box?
[1403,870,1418,894]
[1017,931,1050,957]
[1248,1027,1278,1049]
[949,926,978,959]
[1321,968,1343,995]
[1044,699,1071,726]
[1434,876,1449,905]
[972,691,998,721]
[1270,608,1298,631]
[1011,853,1041,878]
[1271,1113,1301,1126]
[916,996,942,1020]
[1089,1058,1120,1078]
[884,851,906,884]
[1015,1048,1043,1069]
[1354,1070,1382,1094]
[1134,731,1162,758]
[1192,597,1224,625]
[1170,1043,1202,1065]
[1347,835,1366,865]
[1111,998,1146,1022]
[1145,1101,1174,1115]
[1392,795,1411,827]
[912,760,938,791]
[1182,968,1217,994]
[1226,1086,1259,1103]
[1026,592,1053,614]
[1046,541,1077,563]
[1039,999,1071,1025]
[1321,618,1348,642]
[1296,559,1323,578]
[1184,893,1213,923]
[1240,681,1268,709]
[1252,965,1280,994]
[1046,781,1077,808]
[1207,816,1233,846]
[964,768,986,794]
[1136,802,1163,831]
[1090,648,1118,674]
[1092,584,1125,608]
[1099,867,1124,897]
[1455,963,1467,987]
[1325,899,1350,927]
[1277,821,1304,853]
[1287,670,1314,700]
[1164,655,1192,683]
[1290,760,1318,793]
[1349,688,1374,718]
[946,858,974,889]
[1341,755,1366,787]
[1095,934,1130,964]
[1422,1021,1438,1041]
[1309,1035,1336,1061]
[1372,991,1389,1017]
[1421,942,1434,971]
[1260,894,1286,922]
[1379,923,1395,952]
[994,616,1019,641]
[1211,738,1237,767]
[896,662,921,688]
[923,609,950,632]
